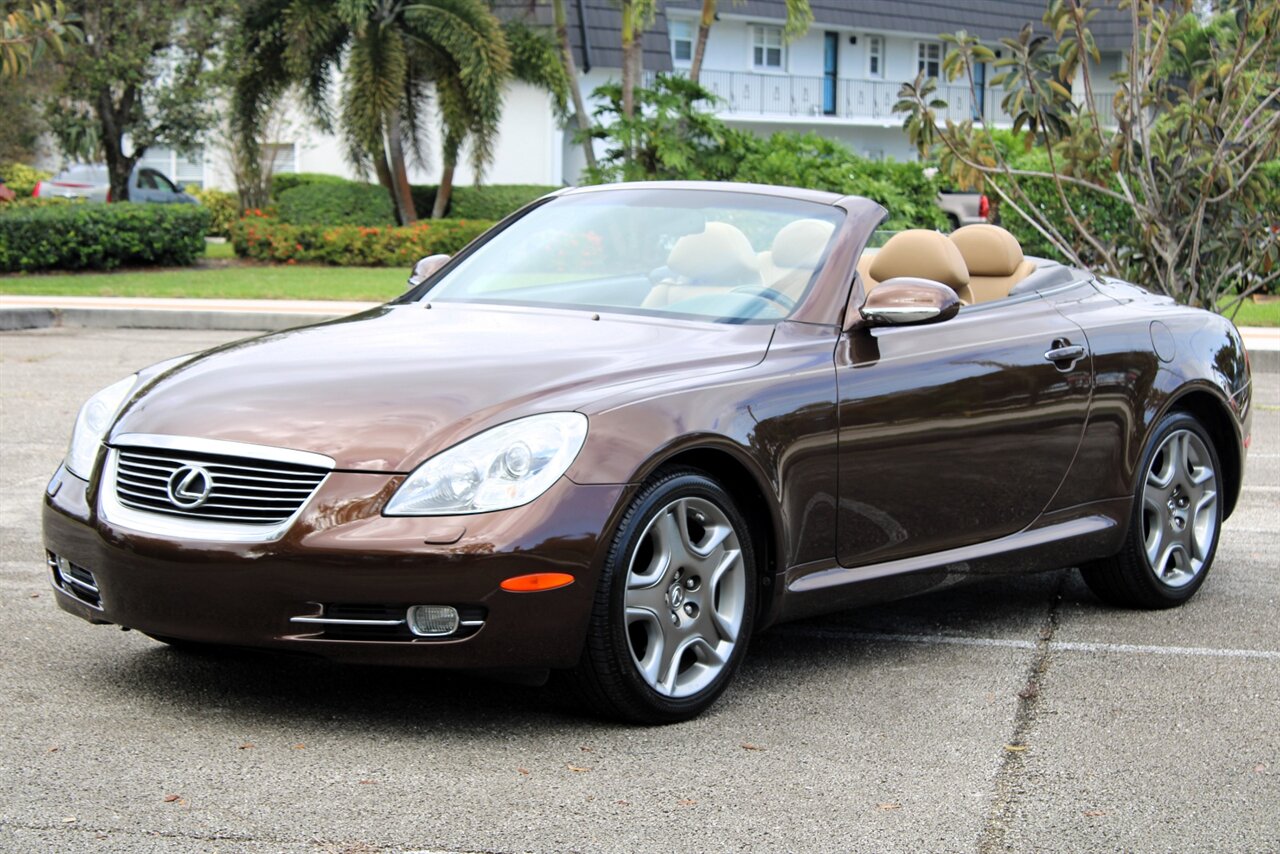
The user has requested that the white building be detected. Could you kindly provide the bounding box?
[139,0,1130,191]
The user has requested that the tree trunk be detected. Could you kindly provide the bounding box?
[432,156,455,219]
[385,114,417,224]
[552,0,596,172]
[95,85,138,202]
[620,0,636,119]
[689,0,717,84]
[373,147,395,196]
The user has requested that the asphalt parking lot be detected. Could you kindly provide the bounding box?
[1,326,1277,854]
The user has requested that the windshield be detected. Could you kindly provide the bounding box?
[423,188,844,323]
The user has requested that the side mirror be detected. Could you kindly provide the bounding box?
[408,254,451,289]
[858,277,961,327]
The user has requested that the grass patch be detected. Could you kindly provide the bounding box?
[1223,297,1280,328]
[0,264,407,301]
[203,240,236,260]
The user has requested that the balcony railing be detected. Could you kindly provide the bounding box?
[650,69,1118,129]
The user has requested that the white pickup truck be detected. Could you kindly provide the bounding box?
[937,189,990,231]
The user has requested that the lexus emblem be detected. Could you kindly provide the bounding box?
[166,465,213,509]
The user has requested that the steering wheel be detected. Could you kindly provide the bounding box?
[730,285,797,311]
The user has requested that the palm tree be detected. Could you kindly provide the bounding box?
[688,0,812,85]
[430,17,568,218]
[232,0,510,224]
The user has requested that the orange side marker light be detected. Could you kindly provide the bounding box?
[500,573,575,593]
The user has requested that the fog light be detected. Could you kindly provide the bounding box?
[407,605,459,637]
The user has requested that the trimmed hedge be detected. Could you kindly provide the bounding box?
[410,184,440,218]
[270,171,352,197]
[229,211,495,266]
[267,171,556,223]
[450,185,560,220]
[275,181,396,227]
[0,203,211,272]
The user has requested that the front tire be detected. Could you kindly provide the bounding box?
[1080,412,1223,609]
[570,468,757,724]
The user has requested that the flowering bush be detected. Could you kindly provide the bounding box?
[229,211,495,266]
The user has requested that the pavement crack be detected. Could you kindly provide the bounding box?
[977,569,1066,854]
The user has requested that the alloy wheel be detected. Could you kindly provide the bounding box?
[623,496,747,698]
[1141,428,1218,588]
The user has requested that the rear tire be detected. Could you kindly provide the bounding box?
[568,468,757,724]
[1080,412,1223,609]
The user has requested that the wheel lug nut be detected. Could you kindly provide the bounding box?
[670,612,680,626]
[684,576,698,590]
[683,603,697,617]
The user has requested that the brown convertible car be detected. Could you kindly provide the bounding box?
[44,182,1252,723]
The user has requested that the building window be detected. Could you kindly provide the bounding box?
[867,36,883,79]
[264,143,296,174]
[138,146,205,189]
[670,20,693,63]
[918,41,943,78]
[752,25,784,70]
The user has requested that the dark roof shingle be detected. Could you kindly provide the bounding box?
[492,0,673,72]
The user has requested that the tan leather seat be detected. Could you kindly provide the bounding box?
[867,229,974,304]
[949,224,1036,303]
[642,222,761,308]
[758,218,837,300]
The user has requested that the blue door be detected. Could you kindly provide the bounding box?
[973,60,987,121]
[823,32,838,115]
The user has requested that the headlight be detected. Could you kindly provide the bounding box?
[65,375,138,479]
[385,412,588,516]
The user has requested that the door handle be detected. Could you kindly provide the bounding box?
[1044,340,1086,369]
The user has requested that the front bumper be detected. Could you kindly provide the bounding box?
[42,465,626,670]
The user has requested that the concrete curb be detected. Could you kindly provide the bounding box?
[0,306,342,333]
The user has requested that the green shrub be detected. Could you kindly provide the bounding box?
[410,185,439,218]
[270,171,352,198]
[229,212,494,266]
[275,181,396,227]
[993,148,1132,265]
[733,133,947,231]
[449,185,560,220]
[1,162,51,197]
[0,202,211,272]
[186,185,239,238]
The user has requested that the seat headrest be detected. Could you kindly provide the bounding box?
[949,224,1024,277]
[868,229,970,290]
[771,218,836,269]
[667,222,758,284]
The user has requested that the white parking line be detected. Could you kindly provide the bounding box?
[1053,640,1280,660]
[782,627,1280,660]
[1242,485,1280,491]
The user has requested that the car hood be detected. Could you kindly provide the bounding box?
[111,303,775,472]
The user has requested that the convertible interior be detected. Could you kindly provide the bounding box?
[638,220,1079,316]
[434,200,1083,322]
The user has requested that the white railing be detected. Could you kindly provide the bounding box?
[648,69,1118,129]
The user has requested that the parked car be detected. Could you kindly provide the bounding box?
[42,183,1252,724]
[32,163,198,204]
[937,188,990,229]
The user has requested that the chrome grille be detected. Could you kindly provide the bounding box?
[113,446,328,524]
